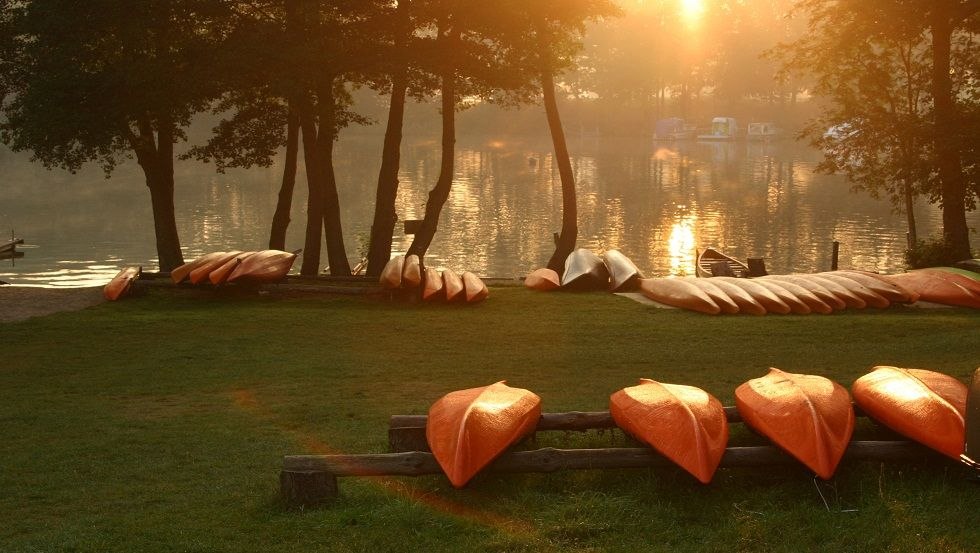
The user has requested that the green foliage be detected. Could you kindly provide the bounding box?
[905,237,971,268]
[1,288,979,552]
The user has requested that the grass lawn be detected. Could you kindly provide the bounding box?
[1,286,978,552]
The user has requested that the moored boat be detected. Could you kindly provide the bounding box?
[852,366,967,460]
[0,237,24,259]
[602,249,643,292]
[524,268,561,291]
[228,249,298,283]
[379,255,404,290]
[696,248,750,278]
[735,368,855,479]
[610,379,728,484]
[461,271,489,303]
[103,266,141,301]
[561,248,609,291]
[426,381,541,488]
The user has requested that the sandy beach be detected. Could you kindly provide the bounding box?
[0,285,105,323]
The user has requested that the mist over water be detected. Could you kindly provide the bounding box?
[0,135,974,287]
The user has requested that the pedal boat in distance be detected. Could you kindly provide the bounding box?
[426,381,541,488]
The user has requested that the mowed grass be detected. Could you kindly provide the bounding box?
[1,286,978,552]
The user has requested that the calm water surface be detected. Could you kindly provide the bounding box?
[1,135,975,287]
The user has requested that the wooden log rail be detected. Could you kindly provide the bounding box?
[281,405,950,507]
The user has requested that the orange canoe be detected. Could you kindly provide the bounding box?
[816,272,890,308]
[461,271,489,303]
[228,249,297,283]
[422,268,444,301]
[188,251,242,284]
[638,278,720,314]
[379,255,404,289]
[735,368,855,479]
[171,252,225,284]
[210,251,256,285]
[443,268,465,302]
[610,379,729,484]
[751,279,812,314]
[524,268,561,291]
[838,271,919,303]
[704,277,767,315]
[806,274,867,309]
[714,277,792,314]
[402,254,422,288]
[886,271,980,309]
[426,381,541,488]
[103,266,141,301]
[684,277,739,314]
[765,275,846,311]
[852,366,967,459]
[758,277,833,314]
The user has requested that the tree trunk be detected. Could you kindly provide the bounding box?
[299,108,323,275]
[269,106,299,250]
[930,11,972,258]
[406,34,457,259]
[366,72,409,277]
[131,117,184,272]
[316,80,351,275]
[542,65,578,273]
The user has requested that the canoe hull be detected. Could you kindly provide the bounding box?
[461,271,489,303]
[426,381,541,487]
[422,268,445,301]
[524,268,561,291]
[379,255,404,290]
[402,255,422,288]
[697,248,750,278]
[852,366,967,460]
[104,266,141,301]
[443,268,465,301]
[638,277,721,314]
[562,248,609,291]
[610,379,728,483]
[228,250,297,283]
[603,249,643,292]
[735,368,855,479]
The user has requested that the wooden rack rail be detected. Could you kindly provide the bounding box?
[281,406,943,507]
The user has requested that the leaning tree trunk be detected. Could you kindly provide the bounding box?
[299,108,323,275]
[930,12,972,259]
[406,43,457,259]
[316,80,351,275]
[542,65,578,273]
[366,71,409,277]
[269,106,299,250]
[131,116,184,272]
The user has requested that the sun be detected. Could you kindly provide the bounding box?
[679,0,706,24]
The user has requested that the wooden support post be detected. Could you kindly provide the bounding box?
[831,240,840,271]
[962,367,980,479]
[280,470,338,506]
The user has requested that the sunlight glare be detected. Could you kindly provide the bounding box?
[668,216,697,276]
[680,0,705,26]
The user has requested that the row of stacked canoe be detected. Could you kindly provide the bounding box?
[524,248,980,314]
[380,254,488,303]
[426,366,971,487]
[169,249,299,286]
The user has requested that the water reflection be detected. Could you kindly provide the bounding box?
[1,135,976,287]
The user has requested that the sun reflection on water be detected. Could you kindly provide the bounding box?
[667,215,697,276]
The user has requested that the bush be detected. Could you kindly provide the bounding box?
[904,238,965,269]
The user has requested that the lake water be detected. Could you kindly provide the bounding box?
[1,134,975,287]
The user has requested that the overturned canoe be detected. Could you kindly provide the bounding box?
[562,248,609,291]
[422,268,445,301]
[103,266,141,301]
[189,251,243,284]
[735,368,855,479]
[852,366,967,460]
[171,251,226,284]
[603,249,643,292]
[210,251,256,285]
[443,268,465,302]
[426,381,541,488]
[379,255,404,290]
[228,250,297,283]
[402,255,422,289]
[834,271,918,304]
[759,277,833,314]
[703,277,767,315]
[815,272,890,308]
[764,275,846,311]
[806,274,867,309]
[638,277,721,314]
[884,271,980,309]
[713,277,791,314]
[751,279,813,314]
[524,268,561,292]
[683,277,740,314]
[610,379,728,484]
[461,271,489,303]
[913,268,980,298]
